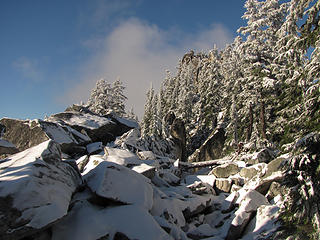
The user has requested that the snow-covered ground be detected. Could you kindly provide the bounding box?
[0,114,294,240]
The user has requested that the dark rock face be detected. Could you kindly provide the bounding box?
[0,118,50,151]
[0,139,19,155]
[0,118,90,156]
[188,127,226,163]
[170,118,187,162]
[0,123,5,137]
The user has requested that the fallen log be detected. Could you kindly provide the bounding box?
[177,159,232,169]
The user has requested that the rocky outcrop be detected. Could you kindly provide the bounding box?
[0,118,52,151]
[47,111,137,144]
[0,110,138,158]
[0,118,91,155]
[0,140,82,240]
[188,127,226,163]
[170,118,187,162]
[51,202,171,240]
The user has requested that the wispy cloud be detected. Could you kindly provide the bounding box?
[62,18,233,118]
[77,0,139,31]
[13,57,43,83]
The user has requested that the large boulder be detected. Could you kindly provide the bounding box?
[226,190,269,240]
[210,163,239,178]
[188,127,226,163]
[242,204,280,240]
[47,111,138,144]
[247,148,277,165]
[0,140,82,240]
[240,163,266,180]
[83,161,153,210]
[0,118,91,155]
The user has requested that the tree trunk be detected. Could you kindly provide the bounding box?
[246,103,253,141]
[260,101,267,139]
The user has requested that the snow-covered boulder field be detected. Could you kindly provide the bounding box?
[0,110,319,239]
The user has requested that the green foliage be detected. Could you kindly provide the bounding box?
[279,209,318,240]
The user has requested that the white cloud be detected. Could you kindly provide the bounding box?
[62,18,233,118]
[13,57,43,83]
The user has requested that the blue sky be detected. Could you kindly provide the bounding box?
[0,0,246,120]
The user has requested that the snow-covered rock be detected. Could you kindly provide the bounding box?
[47,111,137,144]
[226,190,270,240]
[0,140,82,240]
[132,163,156,179]
[104,146,141,167]
[52,200,171,240]
[83,161,153,210]
[187,181,216,195]
[137,150,157,160]
[187,223,217,239]
[241,204,280,240]
[151,185,214,229]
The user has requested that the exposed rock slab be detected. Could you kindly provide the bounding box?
[0,140,82,240]
[215,178,233,193]
[240,163,266,180]
[210,163,239,178]
[0,139,18,155]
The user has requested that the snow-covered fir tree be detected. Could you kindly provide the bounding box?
[141,84,155,137]
[87,78,127,116]
[87,78,113,115]
[111,77,127,117]
[141,0,319,156]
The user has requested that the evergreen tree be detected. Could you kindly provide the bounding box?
[112,77,127,117]
[141,84,155,137]
[87,77,128,116]
[87,78,113,115]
